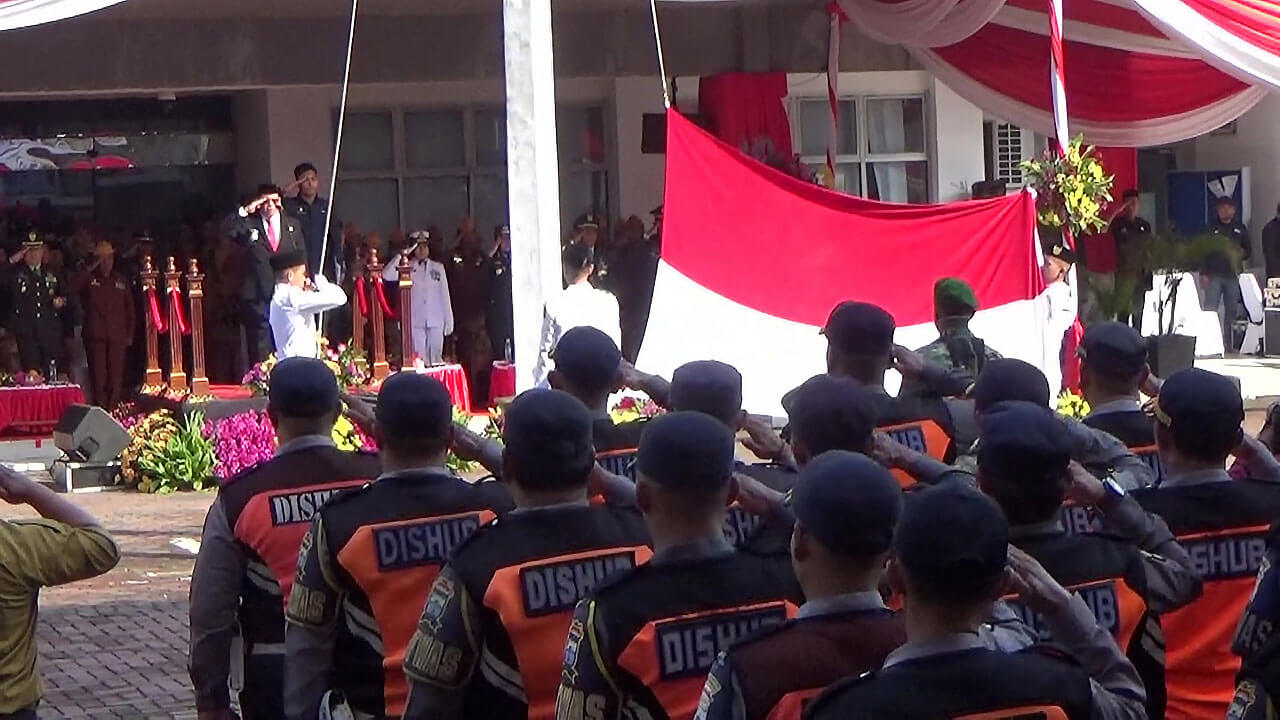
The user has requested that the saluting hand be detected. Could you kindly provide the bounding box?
[869,430,905,469]
[339,391,376,437]
[740,415,786,463]
[0,465,41,506]
[732,472,786,518]
[891,345,926,378]
[1063,460,1107,507]
[1004,545,1072,615]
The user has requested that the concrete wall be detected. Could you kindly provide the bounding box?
[234,68,986,219]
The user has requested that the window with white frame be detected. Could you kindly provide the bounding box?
[794,95,930,203]
[334,106,608,241]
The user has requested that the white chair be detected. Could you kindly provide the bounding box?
[1141,273,1224,357]
[1240,273,1265,355]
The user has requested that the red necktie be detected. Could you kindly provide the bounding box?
[267,219,279,252]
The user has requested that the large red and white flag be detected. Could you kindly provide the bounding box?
[638,111,1050,415]
[0,0,125,31]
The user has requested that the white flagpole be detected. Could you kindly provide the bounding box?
[319,0,359,276]
[649,0,671,109]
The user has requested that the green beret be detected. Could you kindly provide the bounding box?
[933,277,979,312]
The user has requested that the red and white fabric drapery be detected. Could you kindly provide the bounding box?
[0,0,126,30]
[834,0,1280,146]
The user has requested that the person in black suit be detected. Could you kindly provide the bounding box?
[223,184,306,363]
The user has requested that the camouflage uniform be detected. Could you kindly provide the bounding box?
[917,326,1002,376]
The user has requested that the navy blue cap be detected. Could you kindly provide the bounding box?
[793,450,902,556]
[821,302,896,355]
[268,357,340,419]
[375,371,454,440]
[551,326,621,395]
[1080,322,1148,378]
[895,482,1009,593]
[670,360,743,426]
[977,401,1071,486]
[637,411,735,491]
[502,388,595,474]
[1153,368,1244,437]
[973,358,1050,412]
[784,374,877,456]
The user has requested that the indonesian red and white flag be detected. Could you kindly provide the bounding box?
[638,111,1057,415]
[0,0,126,31]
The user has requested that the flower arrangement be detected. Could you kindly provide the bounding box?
[1021,138,1114,239]
[324,342,370,388]
[135,411,217,493]
[610,395,664,424]
[204,410,277,479]
[120,411,180,489]
[1056,390,1091,420]
[242,353,279,396]
[333,414,377,453]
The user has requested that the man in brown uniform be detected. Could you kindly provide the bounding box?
[77,241,134,409]
[447,228,492,398]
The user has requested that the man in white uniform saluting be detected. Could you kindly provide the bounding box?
[269,248,347,359]
[383,230,454,365]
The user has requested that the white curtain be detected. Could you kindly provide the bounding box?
[838,0,1006,47]
[866,100,908,202]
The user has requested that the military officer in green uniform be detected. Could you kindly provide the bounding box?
[6,233,69,376]
[899,277,1000,398]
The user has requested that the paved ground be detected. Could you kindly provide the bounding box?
[0,490,211,719]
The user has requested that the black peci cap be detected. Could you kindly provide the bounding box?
[784,374,877,455]
[895,482,1009,595]
[973,358,1050,412]
[375,371,454,440]
[821,302,896,356]
[1152,368,1244,437]
[551,326,621,395]
[637,411,735,491]
[503,388,595,475]
[793,450,902,556]
[1044,241,1077,265]
[1080,322,1148,379]
[270,248,307,273]
[670,360,743,425]
[977,401,1071,486]
[268,357,340,420]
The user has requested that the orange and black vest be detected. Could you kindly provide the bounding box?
[586,549,803,720]
[1134,479,1280,720]
[804,645,1095,720]
[1083,409,1163,484]
[218,445,380,650]
[722,608,905,720]
[1007,527,1163,718]
[449,503,651,720]
[593,417,647,481]
[312,472,513,718]
[871,393,962,488]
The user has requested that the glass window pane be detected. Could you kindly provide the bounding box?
[333,178,399,237]
[834,162,862,196]
[866,161,929,204]
[339,113,394,172]
[405,111,465,169]
[472,174,509,233]
[866,98,926,155]
[798,100,855,157]
[558,107,606,166]
[403,176,469,241]
[475,109,507,167]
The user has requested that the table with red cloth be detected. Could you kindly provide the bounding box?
[421,364,471,412]
[489,362,516,408]
[0,385,85,435]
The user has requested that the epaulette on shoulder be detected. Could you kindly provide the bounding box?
[444,512,504,559]
[803,668,879,716]
[586,559,649,599]
[314,481,376,516]
[217,458,271,489]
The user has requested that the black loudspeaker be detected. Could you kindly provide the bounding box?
[1267,309,1280,357]
[53,405,130,462]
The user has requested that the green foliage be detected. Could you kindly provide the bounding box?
[1083,270,1137,324]
[135,411,217,493]
[1021,137,1114,238]
[447,407,502,475]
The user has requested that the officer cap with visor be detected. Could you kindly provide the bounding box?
[821,302,895,356]
[268,357,340,420]
[637,411,735,492]
[793,450,901,556]
[1079,321,1148,380]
